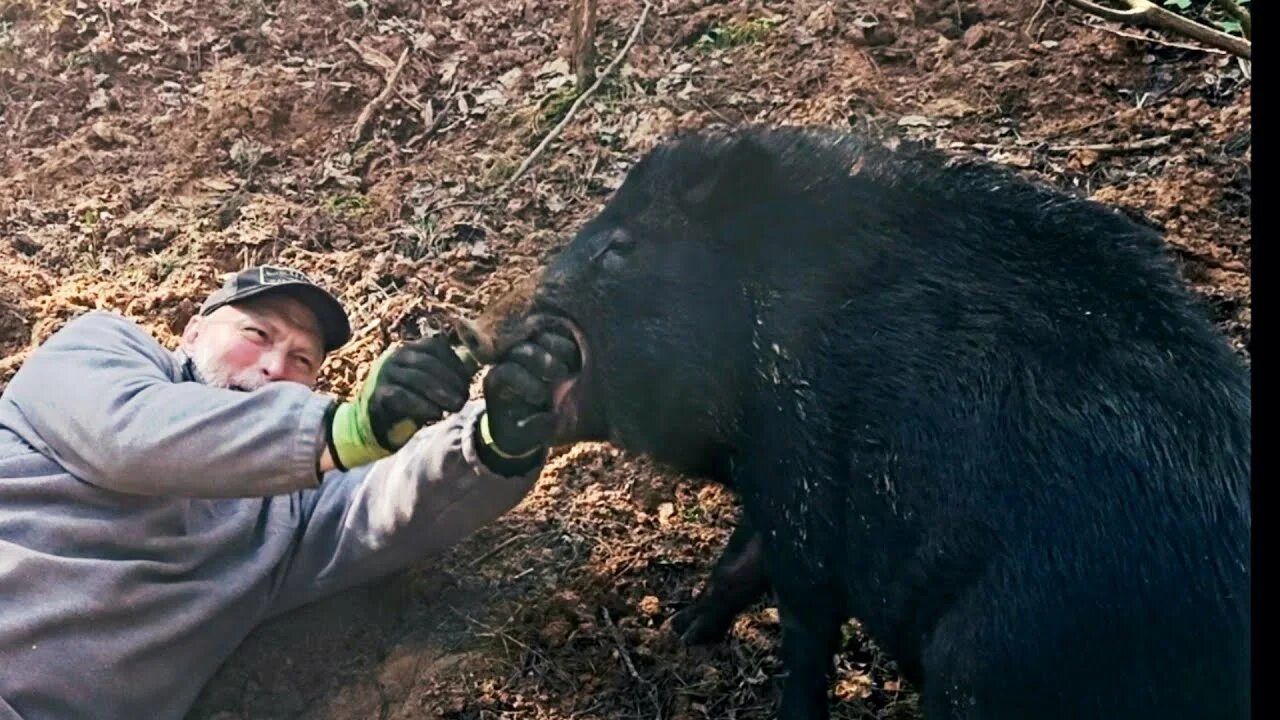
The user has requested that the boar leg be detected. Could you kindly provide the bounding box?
[670,518,771,645]
[775,593,842,720]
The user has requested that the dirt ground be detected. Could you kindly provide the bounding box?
[0,0,1250,718]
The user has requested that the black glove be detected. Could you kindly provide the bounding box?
[329,334,477,470]
[477,330,580,473]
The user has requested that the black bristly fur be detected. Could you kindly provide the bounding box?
[534,126,1250,720]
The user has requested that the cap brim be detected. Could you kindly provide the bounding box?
[205,282,351,353]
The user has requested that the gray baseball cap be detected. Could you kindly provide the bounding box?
[199,265,352,352]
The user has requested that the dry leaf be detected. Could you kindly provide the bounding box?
[657,503,676,525]
[637,596,661,616]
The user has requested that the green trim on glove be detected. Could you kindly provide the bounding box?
[479,411,542,460]
[331,400,391,469]
[330,345,414,470]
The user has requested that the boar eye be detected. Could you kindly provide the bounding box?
[591,230,635,269]
[608,232,635,254]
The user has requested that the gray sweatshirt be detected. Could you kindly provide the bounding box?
[0,311,541,720]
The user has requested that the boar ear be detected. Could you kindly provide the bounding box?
[680,136,776,220]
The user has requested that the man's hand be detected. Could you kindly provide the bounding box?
[328,334,478,470]
[477,330,580,474]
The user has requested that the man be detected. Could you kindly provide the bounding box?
[0,265,578,720]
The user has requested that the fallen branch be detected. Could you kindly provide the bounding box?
[1081,20,1227,54]
[349,46,411,144]
[501,2,652,192]
[1061,0,1250,58]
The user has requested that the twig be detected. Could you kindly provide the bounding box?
[396,90,425,113]
[1081,19,1228,54]
[952,135,1172,155]
[448,605,534,662]
[448,606,573,682]
[147,11,175,34]
[1025,0,1051,39]
[349,46,411,144]
[344,38,397,73]
[467,530,551,568]
[858,46,882,77]
[501,2,652,192]
[348,318,384,344]
[428,199,493,215]
[1060,0,1250,58]
[1211,0,1250,39]
[698,98,734,125]
[97,1,114,37]
[601,608,664,720]
[1046,114,1112,139]
[405,78,459,148]
[568,701,610,719]
[1046,135,1172,153]
[16,101,42,136]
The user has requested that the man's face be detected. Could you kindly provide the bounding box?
[180,293,327,391]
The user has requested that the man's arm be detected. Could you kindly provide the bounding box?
[264,329,576,614]
[266,399,542,615]
[0,311,333,497]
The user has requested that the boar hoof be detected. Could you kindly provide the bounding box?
[669,603,733,645]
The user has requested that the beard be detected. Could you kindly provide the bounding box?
[189,344,267,392]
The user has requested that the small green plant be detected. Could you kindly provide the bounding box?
[397,212,441,260]
[694,16,782,50]
[540,86,581,129]
[322,192,370,216]
[481,157,518,188]
[149,251,181,282]
[1217,18,1243,34]
[681,504,706,523]
[840,620,860,648]
[61,49,91,71]
[1162,0,1250,36]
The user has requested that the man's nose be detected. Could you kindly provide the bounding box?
[260,350,289,382]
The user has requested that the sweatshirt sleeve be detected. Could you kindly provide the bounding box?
[0,311,334,498]
[266,399,542,616]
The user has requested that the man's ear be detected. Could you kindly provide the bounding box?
[679,135,776,221]
[179,314,202,352]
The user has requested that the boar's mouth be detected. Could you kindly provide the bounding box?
[455,308,598,445]
[534,309,600,444]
